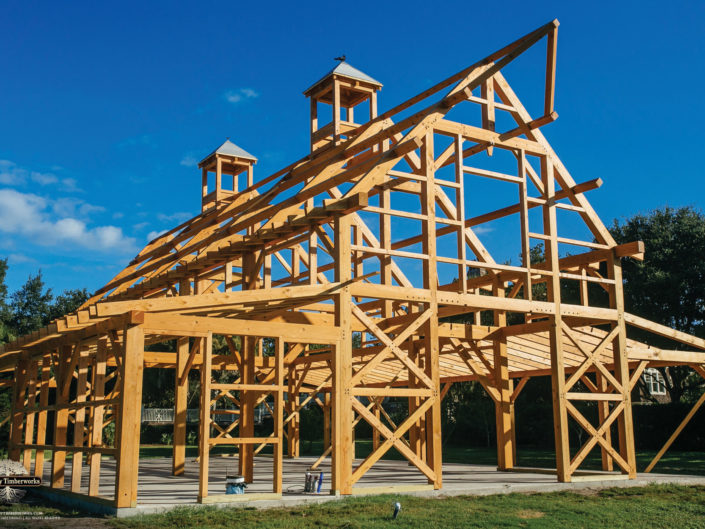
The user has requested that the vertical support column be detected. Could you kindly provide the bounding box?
[173,336,189,476]
[454,135,467,293]
[332,213,353,495]
[201,167,208,212]
[34,355,51,478]
[542,157,571,482]
[493,280,514,470]
[239,335,256,482]
[333,79,341,145]
[215,156,223,204]
[421,130,442,489]
[310,97,318,152]
[370,92,378,120]
[89,337,107,496]
[51,344,72,488]
[198,332,213,501]
[9,356,28,463]
[273,337,284,493]
[114,324,145,508]
[517,149,532,300]
[225,261,233,292]
[22,360,39,471]
[291,248,300,284]
[372,398,380,451]
[323,392,331,451]
[509,379,518,465]
[595,371,614,471]
[608,253,637,477]
[71,351,89,493]
[286,367,300,458]
[173,277,191,476]
[408,341,422,462]
[239,251,257,481]
[264,253,272,289]
[309,233,318,285]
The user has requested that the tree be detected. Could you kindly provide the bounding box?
[610,206,705,403]
[0,258,10,344]
[47,288,90,321]
[8,271,53,337]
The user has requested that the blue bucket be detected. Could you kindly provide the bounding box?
[226,475,246,495]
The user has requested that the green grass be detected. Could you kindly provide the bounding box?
[5,484,705,528]
[101,484,705,528]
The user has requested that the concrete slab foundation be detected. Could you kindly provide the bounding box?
[31,455,705,517]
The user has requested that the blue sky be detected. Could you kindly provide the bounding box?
[1,0,704,295]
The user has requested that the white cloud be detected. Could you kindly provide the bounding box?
[180,155,198,167]
[147,230,167,241]
[52,197,105,218]
[133,222,149,231]
[61,178,82,192]
[0,159,81,191]
[30,171,58,185]
[0,188,137,254]
[157,211,192,223]
[224,87,259,104]
[472,226,493,235]
[8,253,36,264]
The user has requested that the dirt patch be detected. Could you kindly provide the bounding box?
[515,509,545,519]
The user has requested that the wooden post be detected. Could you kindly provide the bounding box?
[509,379,517,465]
[333,79,341,145]
[198,333,213,501]
[9,356,28,463]
[34,356,51,478]
[215,156,222,204]
[493,280,514,470]
[239,251,257,481]
[114,324,145,508]
[421,130,442,489]
[323,391,331,451]
[89,337,108,496]
[542,157,571,482]
[310,97,318,152]
[332,213,353,495]
[173,336,189,476]
[239,335,256,481]
[174,278,192,475]
[608,253,637,477]
[372,399,380,452]
[408,341,422,462]
[51,344,72,488]
[22,360,39,471]
[596,371,614,471]
[274,337,284,493]
[286,366,300,459]
[71,351,89,493]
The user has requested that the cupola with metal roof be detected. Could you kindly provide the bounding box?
[198,139,257,212]
[304,60,382,152]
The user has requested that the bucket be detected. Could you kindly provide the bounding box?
[304,470,323,493]
[226,474,246,495]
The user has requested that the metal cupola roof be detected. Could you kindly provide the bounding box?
[304,61,382,96]
[199,139,257,168]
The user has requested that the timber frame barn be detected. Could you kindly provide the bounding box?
[2,20,705,509]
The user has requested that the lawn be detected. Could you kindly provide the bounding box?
[2,484,705,528]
